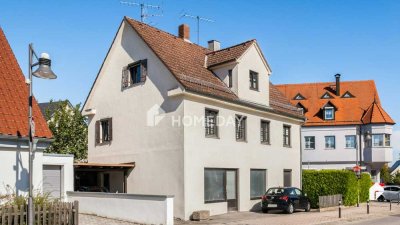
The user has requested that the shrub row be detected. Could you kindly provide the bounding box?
[302,170,372,208]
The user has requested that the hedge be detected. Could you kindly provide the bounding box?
[302,170,372,208]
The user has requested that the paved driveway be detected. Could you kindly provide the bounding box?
[80,202,400,225]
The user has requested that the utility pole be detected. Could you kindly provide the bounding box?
[181,13,214,44]
[120,1,163,23]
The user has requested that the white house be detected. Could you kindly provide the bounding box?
[276,75,395,182]
[82,17,304,220]
[0,28,73,201]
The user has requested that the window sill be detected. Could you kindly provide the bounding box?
[283,145,292,148]
[250,88,259,92]
[205,135,220,139]
[304,148,315,150]
[261,142,271,145]
[205,200,226,204]
[345,147,356,149]
[236,139,247,143]
[324,148,335,150]
[96,141,112,146]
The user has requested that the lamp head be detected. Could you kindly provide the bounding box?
[32,53,57,79]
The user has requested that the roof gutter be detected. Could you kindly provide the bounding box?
[0,134,54,143]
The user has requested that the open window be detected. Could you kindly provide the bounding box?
[121,59,148,89]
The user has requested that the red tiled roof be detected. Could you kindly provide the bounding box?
[275,80,395,126]
[0,28,53,138]
[124,17,302,119]
[206,40,255,67]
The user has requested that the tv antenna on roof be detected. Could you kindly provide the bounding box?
[180,13,214,44]
[120,1,163,23]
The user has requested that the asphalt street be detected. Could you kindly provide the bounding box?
[348,214,400,225]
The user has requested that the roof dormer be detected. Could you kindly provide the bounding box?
[342,91,355,98]
[293,93,306,100]
[321,92,334,99]
[321,101,337,120]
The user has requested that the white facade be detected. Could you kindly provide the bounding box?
[0,137,74,200]
[301,124,393,182]
[83,19,303,220]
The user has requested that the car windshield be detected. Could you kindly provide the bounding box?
[266,188,287,195]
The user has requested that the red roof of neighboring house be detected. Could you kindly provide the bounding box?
[275,80,395,126]
[124,17,302,119]
[0,28,53,138]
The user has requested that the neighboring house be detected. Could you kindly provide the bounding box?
[0,28,73,200]
[390,160,400,175]
[82,17,304,219]
[39,100,74,121]
[276,75,395,182]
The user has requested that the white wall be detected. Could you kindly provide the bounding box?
[236,45,270,106]
[83,21,186,218]
[0,137,52,197]
[182,96,302,219]
[42,154,74,201]
[67,192,174,225]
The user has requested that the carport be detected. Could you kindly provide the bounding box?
[74,162,135,193]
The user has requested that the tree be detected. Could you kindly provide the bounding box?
[45,100,88,160]
[380,164,392,184]
[393,172,400,185]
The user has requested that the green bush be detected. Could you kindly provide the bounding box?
[302,170,372,208]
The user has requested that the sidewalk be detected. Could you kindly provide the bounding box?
[79,202,400,225]
[176,201,400,225]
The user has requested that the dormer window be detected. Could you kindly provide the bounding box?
[321,92,333,99]
[228,69,233,88]
[342,91,354,98]
[249,70,258,90]
[324,107,335,120]
[296,102,307,114]
[294,93,305,100]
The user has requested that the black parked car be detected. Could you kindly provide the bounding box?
[261,187,311,214]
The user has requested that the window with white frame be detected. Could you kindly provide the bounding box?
[249,70,258,90]
[372,134,391,147]
[235,115,247,141]
[324,107,334,120]
[325,136,335,149]
[95,118,112,144]
[345,135,356,148]
[304,136,315,149]
[205,109,218,138]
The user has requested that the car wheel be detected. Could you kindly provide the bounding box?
[286,203,294,214]
[305,202,311,212]
[378,195,385,202]
[262,208,268,213]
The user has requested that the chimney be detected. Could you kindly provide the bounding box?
[335,73,341,96]
[178,24,190,41]
[208,40,221,51]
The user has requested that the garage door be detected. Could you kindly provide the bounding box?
[43,165,62,199]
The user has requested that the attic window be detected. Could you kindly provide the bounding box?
[121,59,148,89]
[296,103,307,114]
[294,93,305,100]
[321,92,333,99]
[342,91,355,98]
[324,107,335,120]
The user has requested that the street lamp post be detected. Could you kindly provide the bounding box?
[27,43,57,225]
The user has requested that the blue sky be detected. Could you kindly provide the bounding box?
[1,0,399,159]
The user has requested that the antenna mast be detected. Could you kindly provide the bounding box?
[181,13,214,44]
[120,1,163,23]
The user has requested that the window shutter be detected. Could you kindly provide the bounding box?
[121,66,130,88]
[140,59,147,82]
[108,118,113,141]
[95,120,100,144]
